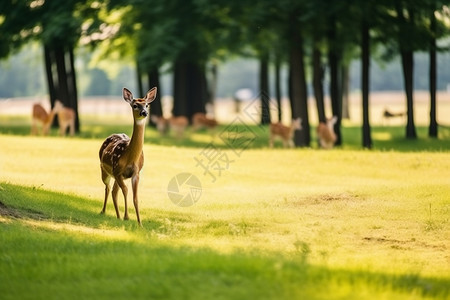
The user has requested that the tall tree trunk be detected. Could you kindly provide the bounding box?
[136,61,144,97]
[173,60,188,117]
[401,50,417,139]
[290,35,310,147]
[148,67,162,117]
[274,55,282,122]
[172,59,206,120]
[275,57,282,122]
[327,17,342,146]
[361,20,372,149]
[313,42,325,123]
[259,55,271,125]
[429,8,438,138]
[44,45,57,107]
[190,62,207,116]
[68,47,79,132]
[341,64,350,120]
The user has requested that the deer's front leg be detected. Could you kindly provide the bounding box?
[115,176,129,220]
[131,173,142,226]
[111,181,121,219]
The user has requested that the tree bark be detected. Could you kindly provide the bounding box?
[289,35,310,147]
[327,16,342,146]
[429,8,438,138]
[68,47,79,132]
[313,42,325,123]
[401,49,417,139]
[361,20,372,149]
[274,55,282,122]
[341,64,350,120]
[259,55,271,125]
[148,67,162,117]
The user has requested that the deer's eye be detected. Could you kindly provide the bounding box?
[133,104,138,109]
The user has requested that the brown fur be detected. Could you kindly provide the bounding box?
[192,112,218,130]
[317,116,337,149]
[269,118,301,148]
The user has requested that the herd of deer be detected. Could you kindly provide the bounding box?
[31,100,75,136]
[150,112,218,139]
[30,89,338,226]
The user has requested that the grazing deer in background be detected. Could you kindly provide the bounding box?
[54,100,76,136]
[169,115,189,139]
[99,87,157,226]
[269,117,302,148]
[150,115,170,136]
[317,116,337,149]
[192,112,218,130]
[382,108,405,125]
[31,102,58,135]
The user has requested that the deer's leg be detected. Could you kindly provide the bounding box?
[269,133,274,148]
[69,120,75,136]
[101,171,111,215]
[131,174,142,226]
[111,181,121,219]
[115,176,129,220]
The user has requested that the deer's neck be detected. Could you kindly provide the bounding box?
[125,119,146,162]
[46,109,57,125]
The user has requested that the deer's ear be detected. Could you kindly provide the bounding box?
[123,88,134,103]
[146,87,157,103]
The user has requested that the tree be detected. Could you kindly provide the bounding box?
[0,0,103,133]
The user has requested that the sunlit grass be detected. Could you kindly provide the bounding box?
[0,117,449,299]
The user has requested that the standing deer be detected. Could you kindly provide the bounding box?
[31,102,58,135]
[192,112,218,130]
[54,100,76,136]
[317,116,337,149]
[99,87,157,226]
[269,118,302,148]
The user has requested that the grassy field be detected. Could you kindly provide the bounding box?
[0,116,449,299]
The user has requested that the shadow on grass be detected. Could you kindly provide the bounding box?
[0,182,449,299]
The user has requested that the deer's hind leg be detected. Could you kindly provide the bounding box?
[101,169,111,215]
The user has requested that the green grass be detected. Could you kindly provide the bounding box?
[0,116,449,299]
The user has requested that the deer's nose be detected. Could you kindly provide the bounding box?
[140,110,148,117]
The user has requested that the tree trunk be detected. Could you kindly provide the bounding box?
[68,47,79,132]
[341,64,350,120]
[327,17,342,146]
[43,45,57,107]
[173,60,188,117]
[275,55,282,122]
[136,61,144,97]
[401,50,417,139]
[313,42,325,123]
[172,59,206,120]
[148,67,162,117]
[289,35,310,147]
[259,55,271,125]
[429,9,438,138]
[361,20,372,149]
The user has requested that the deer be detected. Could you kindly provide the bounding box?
[99,87,157,226]
[54,100,76,136]
[382,108,405,125]
[150,115,170,136]
[317,116,337,149]
[192,112,218,131]
[31,102,58,135]
[269,117,302,148]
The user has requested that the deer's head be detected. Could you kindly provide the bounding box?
[123,87,157,122]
